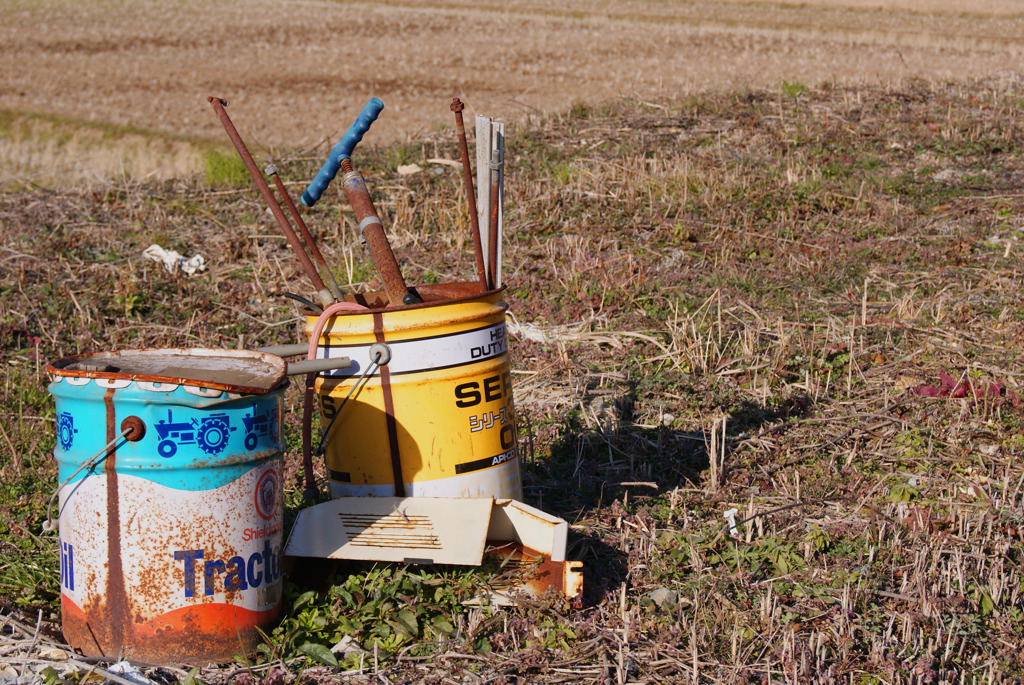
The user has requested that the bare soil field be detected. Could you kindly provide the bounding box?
[1,0,1023,181]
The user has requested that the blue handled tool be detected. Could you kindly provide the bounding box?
[301,98,384,207]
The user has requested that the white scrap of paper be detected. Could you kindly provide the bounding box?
[108,660,157,684]
[142,244,206,275]
[723,507,740,538]
[397,163,423,176]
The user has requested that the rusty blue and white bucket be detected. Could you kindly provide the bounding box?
[47,349,287,665]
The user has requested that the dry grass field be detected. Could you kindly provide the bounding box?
[1,0,1022,186]
[3,2,1024,684]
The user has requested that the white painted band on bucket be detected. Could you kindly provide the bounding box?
[317,322,507,377]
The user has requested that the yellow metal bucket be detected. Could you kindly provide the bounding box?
[306,283,522,500]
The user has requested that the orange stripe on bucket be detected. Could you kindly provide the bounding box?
[133,600,282,638]
[63,593,282,661]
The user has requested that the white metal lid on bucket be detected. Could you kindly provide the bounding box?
[47,348,288,395]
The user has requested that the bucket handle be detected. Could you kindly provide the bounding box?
[301,300,375,499]
[312,343,391,457]
[42,417,146,533]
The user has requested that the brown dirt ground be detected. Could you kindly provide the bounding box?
[1,0,1022,152]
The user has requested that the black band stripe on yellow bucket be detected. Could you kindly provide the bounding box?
[454,449,518,475]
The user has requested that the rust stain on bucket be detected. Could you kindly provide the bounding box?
[103,385,128,653]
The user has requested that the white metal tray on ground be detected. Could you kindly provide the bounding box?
[284,497,583,601]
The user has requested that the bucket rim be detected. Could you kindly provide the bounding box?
[46,348,287,395]
[301,281,506,316]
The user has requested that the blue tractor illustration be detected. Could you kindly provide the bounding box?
[154,409,236,457]
[242,405,278,450]
[57,412,78,451]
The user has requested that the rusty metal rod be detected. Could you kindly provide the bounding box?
[339,158,421,306]
[301,372,319,501]
[488,148,501,289]
[265,163,345,302]
[207,97,333,307]
[450,98,489,292]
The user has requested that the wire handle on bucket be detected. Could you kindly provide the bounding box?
[42,427,132,533]
[313,343,391,457]
[300,300,372,500]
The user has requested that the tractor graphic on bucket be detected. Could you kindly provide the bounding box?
[242,405,279,450]
[154,409,236,457]
[57,412,78,451]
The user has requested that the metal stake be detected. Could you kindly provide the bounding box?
[339,158,421,306]
[488,147,501,287]
[207,97,333,308]
[266,163,345,302]
[450,98,489,292]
